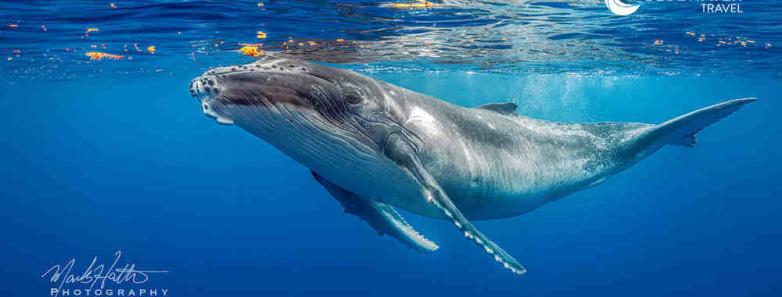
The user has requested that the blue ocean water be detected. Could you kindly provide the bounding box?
[1,1,781,296]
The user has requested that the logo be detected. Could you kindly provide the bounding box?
[701,0,744,14]
[605,0,640,16]
[605,0,745,16]
[40,251,169,297]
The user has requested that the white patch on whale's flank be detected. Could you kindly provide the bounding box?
[405,106,440,136]
[459,138,474,177]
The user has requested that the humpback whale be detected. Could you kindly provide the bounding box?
[189,55,755,275]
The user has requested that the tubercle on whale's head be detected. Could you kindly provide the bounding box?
[188,55,386,147]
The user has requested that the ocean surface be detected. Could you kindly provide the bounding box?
[1,1,781,296]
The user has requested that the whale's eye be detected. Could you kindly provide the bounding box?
[346,93,362,104]
[344,90,363,105]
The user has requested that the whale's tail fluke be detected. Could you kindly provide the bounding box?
[657,97,756,147]
[634,98,756,152]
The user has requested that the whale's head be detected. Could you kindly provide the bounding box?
[189,55,397,168]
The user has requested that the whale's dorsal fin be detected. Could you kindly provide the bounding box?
[477,102,517,115]
[311,171,439,253]
[383,133,527,275]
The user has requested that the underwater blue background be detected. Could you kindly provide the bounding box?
[2,70,780,296]
[2,0,782,296]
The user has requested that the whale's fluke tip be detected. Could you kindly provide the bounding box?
[728,97,758,106]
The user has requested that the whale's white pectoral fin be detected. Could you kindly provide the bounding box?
[384,133,527,275]
[312,171,439,253]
